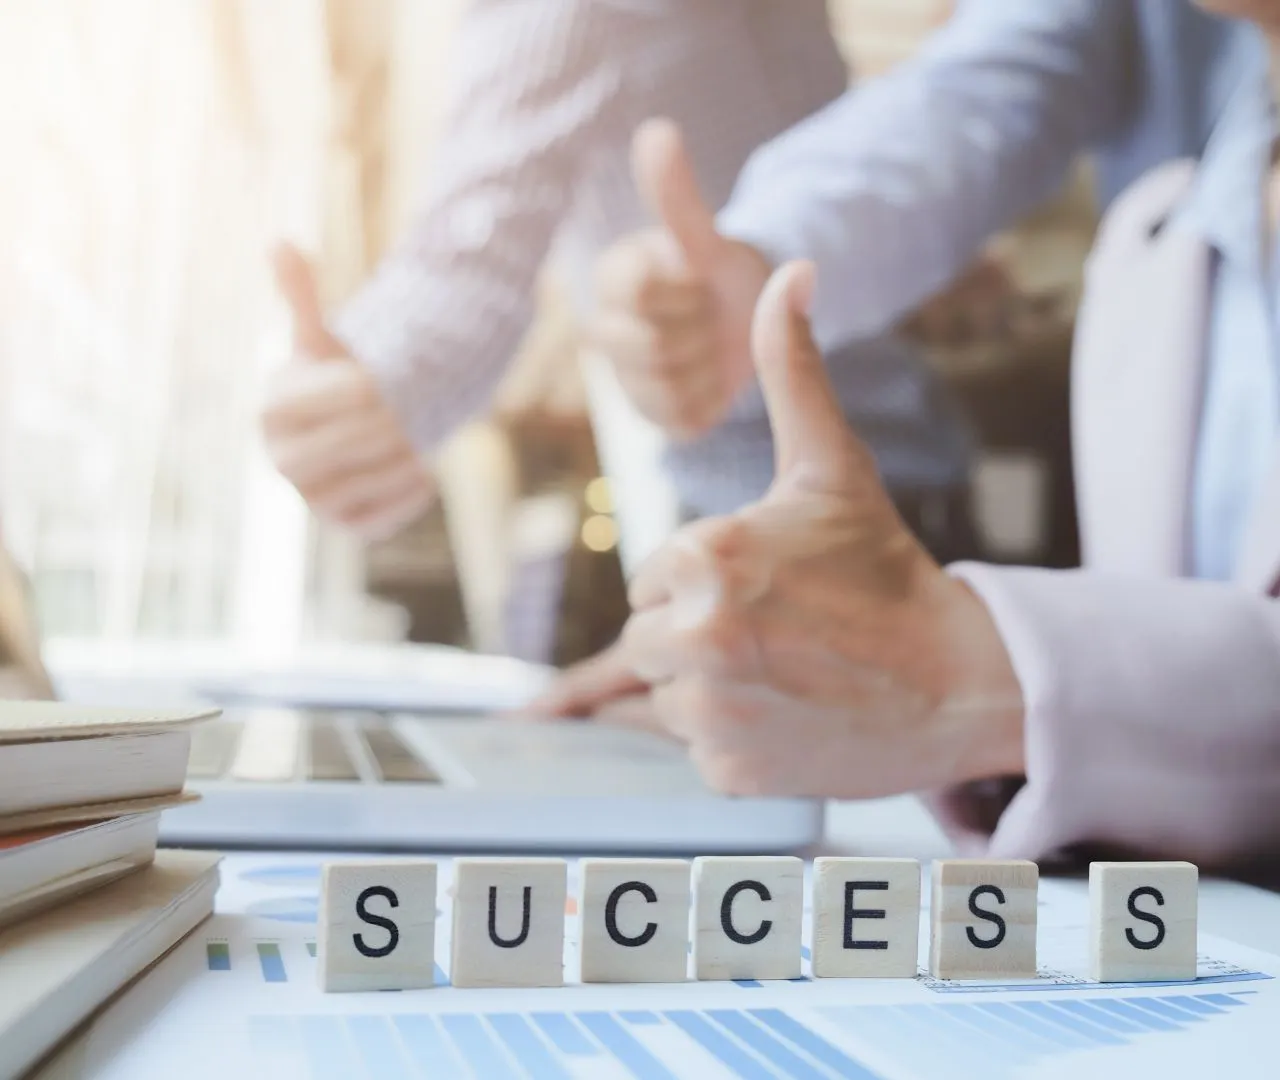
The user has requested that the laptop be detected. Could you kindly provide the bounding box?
[2,546,822,853]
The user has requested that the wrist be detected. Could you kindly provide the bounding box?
[918,571,1026,787]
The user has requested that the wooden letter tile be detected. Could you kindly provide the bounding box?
[1090,861,1198,982]
[812,858,921,979]
[579,859,691,983]
[450,859,567,988]
[929,860,1037,980]
[317,860,437,992]
[693,856,803,981]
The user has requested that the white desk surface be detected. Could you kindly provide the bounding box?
[33,795,1280,1080]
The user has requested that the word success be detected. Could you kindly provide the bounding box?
[315,856,1198,993]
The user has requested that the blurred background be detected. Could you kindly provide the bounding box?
[0,0,1096,672]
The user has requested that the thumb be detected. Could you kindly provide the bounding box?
[272,242,343,360]
[631,118,721,274]
[752,261,870,491]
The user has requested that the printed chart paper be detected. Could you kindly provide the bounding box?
[49,853,1280,1080]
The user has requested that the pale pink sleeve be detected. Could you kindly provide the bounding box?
[928,563,1280,869]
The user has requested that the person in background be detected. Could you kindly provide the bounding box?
[261,0,977,563]
[585,0,1256,518]
[539,0,1259,713]
[547,6,1280,870]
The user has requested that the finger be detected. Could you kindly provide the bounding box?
[621,587,743,685]
[290,440,422,511]
[587,312,717,376]
[595,236,712,318]
[272,242,345,360]
[262,362,380,435]
[525,645,649,718]
[589,319,727,437]
[751,260,870,493]
[342,484,434,541]
[627,516,732,612]
[649,676,732,749]
[310,452,431,524]
[591,693,676,740]
[269,413,408,490]
[617,371,728,442]
[631,118,722,275]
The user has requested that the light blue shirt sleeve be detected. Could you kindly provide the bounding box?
[717,0,1134,351]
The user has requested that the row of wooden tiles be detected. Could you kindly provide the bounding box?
[317,856,1198,993]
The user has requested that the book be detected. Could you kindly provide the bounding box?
[0,703,217,819]
[0,813,161,931]
[0,791,196,838]
[0,849,220,1080]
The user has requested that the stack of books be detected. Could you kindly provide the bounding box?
[0,703,221,1080]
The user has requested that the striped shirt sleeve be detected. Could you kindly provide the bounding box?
[332,0,622,451]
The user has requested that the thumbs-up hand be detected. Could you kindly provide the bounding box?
[262,244,435,540]
[590,119,773,439]
[611,262,1026,799]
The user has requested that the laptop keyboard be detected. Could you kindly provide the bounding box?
[306,717,360,782]
[186,709,441,785]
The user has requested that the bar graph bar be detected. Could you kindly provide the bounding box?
[347,1016,413,1080]
[1201,993,1251,1007]
[1165,995,1228,1016]
[705,1009,831,1079]
[437,1014,521,1080]
[529,1012,599,1058]
[1088,999,1182,1033]
[255,942,287,983]
[299,1014,359,1080]
[819,992,1256,1080]
[665,1011,775,1080]
[1126,997,1209,1024]
[1012,1001,1127,1047]
[488,1013,574,1080]
[926,1002,1050,1061]
[206,942,231,971]
[1046,999,1147,1036]
[390,1015,466,1079]
[749,1008,884,1080]
[256,992,1253,1080]
[578,1011,678,1080]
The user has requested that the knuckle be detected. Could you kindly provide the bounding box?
[692,614,754,673]
[647,343,696,376]
[595,237,653,300]
[696,751,772,797]
[601,322,655,371]
[699,515,753,563]
[679,676,721,723]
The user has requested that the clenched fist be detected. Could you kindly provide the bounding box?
[607,262,1026,800]
[591,119,773,440]
[262,244,435,540]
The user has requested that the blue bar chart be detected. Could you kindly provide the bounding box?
[255,942,288,983]
[818,991,1255,1080]
[205,942,231,971]
[241,993,1256,1080]
[248,1007,883,1079]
